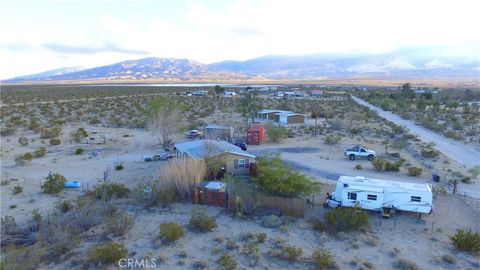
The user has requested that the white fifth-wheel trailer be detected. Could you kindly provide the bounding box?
[330,176,433,214]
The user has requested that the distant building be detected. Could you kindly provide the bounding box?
[275,112,305,124]
[204,124,234,141]
[257,109,293,120]
[311,90,326,96]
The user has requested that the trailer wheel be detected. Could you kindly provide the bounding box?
[367,155,374,161]
[349,154,355,161]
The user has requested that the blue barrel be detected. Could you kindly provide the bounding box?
[65,181,81,188]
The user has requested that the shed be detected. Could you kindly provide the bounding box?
[247,123,266,145]
[257,109,293,120]
[275,112,305,124]
[204,124,234,140]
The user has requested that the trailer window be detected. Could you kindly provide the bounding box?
[411,196,421,202]
[367,194,377,200]
[347,192,357,200]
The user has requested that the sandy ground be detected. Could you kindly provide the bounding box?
[351,95,480,168]
[1,123,479,269]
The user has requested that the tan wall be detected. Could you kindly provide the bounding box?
[287,115,304,123]
[221,153,254,175]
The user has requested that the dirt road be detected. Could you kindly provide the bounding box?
[351,95,480,168]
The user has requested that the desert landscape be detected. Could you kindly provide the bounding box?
[1,83,479,270]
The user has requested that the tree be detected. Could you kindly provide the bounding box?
[265,123,288,143]
[400,83,415,100]
[147,97,181,148]
[253,156,320,197]
[238,90,262,124]
[214,85,225,96]
[71,127,88,143]
[310,104,322,137]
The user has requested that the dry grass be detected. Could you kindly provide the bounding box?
[157,158,206,200]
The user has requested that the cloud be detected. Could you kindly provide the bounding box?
[42,42,149,55]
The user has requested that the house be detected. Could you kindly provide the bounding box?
[257,109,293,120]
[311,89,326,97]
[174,140,255,175]
[192,90,209,96]
[275,112,305,124]
[331,176,433,214]
[204,124,234,140]
[247,123,266,145]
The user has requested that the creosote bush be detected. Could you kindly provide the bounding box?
[115,164,124,170]
[159,222,185,243]
[189,208,217,232]
[34,147,47,157]
[451,228,480,253]
[87,242,127,265]
[13,186,23,195]
[55,199,72,213]
[87,182,130,200]
[281,244,303,261]
[41,173,66,194]
[75,148,84,155]
[324,206,369,234]
[107,212,134,237]
[393,258,420,270]
[217,254,237,270]
[49,138,61,145]
[312,248,338,270]
[408,167,423,176]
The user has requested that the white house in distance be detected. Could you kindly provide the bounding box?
[256,109,305,124]
[331,176,433,214]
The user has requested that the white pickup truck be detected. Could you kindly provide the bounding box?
[344,145,376,161]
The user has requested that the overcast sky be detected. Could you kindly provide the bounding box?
[1,0,479,79]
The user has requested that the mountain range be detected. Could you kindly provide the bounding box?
[5,47,480,84]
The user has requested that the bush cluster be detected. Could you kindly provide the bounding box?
[451,228,480,253]
[34,147,47,157]
[42,173,66,194]
[281,244,303,261]
[217,254,237,270]
[324,206,369,234]
[75,148,84,155]
[87,242,127,265]
[189,208,217,232]
[87,182,130,200]
[312,248,338,270]
[407,167,423,176]
[159,222,185,243]
[107,212,134,237]
[371,158,404,172]
[420,149,440,158]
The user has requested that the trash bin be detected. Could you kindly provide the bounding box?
[432,174,440,182]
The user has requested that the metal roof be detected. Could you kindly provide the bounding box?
[257,109,293,114]
[338,176,432,193]
[205,123,233,130]
[174,139,255,160]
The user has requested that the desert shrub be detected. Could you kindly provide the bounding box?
[87,241,127,265]
[393,258,420,270]
[312,248,338,270]
[263,215,283,228]
[18,137,28,146]
[355,164,362,170]
[115,164,124,170]
[12,186,23,195]
[254,156,320,196]
[441,254,457,264]
[324,206,369,234]
[158,158,206,200]
[266,124,288,143]
[1,215,17,233]
[55,200,72,213]
[281,244,303,261]
[226,239,239,250]
[9,205,17,209]
[88,182,130,200]
[451,228,480,253]
[151,184,177,207]
[421,149,440,158]
[49,138,61,145]
[371,158,386,171]
[408,167,423,176]
[107,212,134,237]
[41,173,66,194]
[312,220,326,231]
[217,254,237,270]
[19,152,33,161]
[461,176,472,184]
[1,128,15,136]
[189,208,216,232]
[193,260,208,269]
[75,148,84,155]
[34,147,46,157]
[323,135,341,145]
[40,127,62,139]
[372,158,403,172]
[1,244,42,270]
[159,222,185,243]
[279,225,289,233]
[71,127,88,143]
[390,152,401,158]
[432,184,447,196]
[256,233,267,243]
[468,165,480,178]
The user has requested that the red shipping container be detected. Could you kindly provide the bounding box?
[247,123,266,145]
